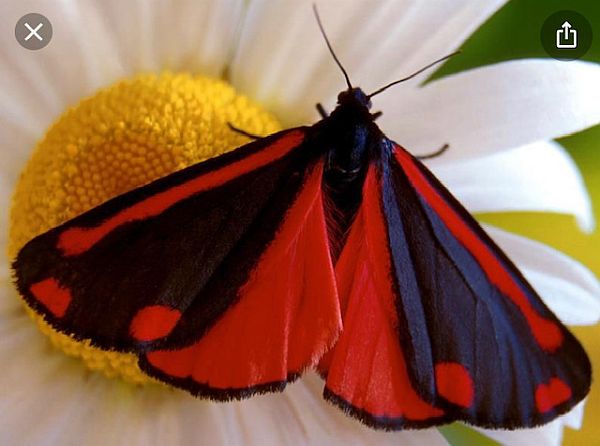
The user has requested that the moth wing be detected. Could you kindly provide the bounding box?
[141,158,341,397]
[14,129,342,396]
[320,141,590,429]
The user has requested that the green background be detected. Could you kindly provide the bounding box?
[430,1,600,444]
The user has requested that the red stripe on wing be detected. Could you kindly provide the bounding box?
[145,161,341,390]
[393,147,563,352]
[323,166,444,423]
[129,305,182,342]
[29,278,72,318]
[535,378,572,413]
[435,362,474,408]
[58,130,305,256]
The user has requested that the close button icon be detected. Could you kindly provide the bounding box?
[15,13,52,50]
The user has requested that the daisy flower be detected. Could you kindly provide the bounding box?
[2,0,600,445]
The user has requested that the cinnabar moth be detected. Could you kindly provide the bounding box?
[12,7,590,431]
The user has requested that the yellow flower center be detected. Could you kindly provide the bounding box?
[8,73,282,385]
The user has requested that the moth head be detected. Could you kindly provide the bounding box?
[337,88,372,110]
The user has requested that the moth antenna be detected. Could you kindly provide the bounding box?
[368,50,462,98]
[313,4,353,90]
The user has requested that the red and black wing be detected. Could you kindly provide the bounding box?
[13,128,342,398]
[320,140,590,429]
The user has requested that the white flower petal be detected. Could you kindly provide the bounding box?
[430,140,594,232]
[476,420,564,446]
[95,0,244,75]
[561,400,585,430]
[0,172,16,256]
[483,224,600,325]
[382,59,600,158]
[0,0,127,129]
[231,0,506,125]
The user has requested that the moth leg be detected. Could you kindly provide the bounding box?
[372,111,383,120]
[227,123,261,140]
[316,103,329,118]
[416,143,449,160]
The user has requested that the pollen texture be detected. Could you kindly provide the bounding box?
[8,73,282,385]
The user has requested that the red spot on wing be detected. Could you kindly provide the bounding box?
[435,362,474,408]
[394,147,563,352]
[146,162,341,388]
[130,305,182,342]
[58,130,305,256]
[536,378,572,413]
[29,278,72,318]
[323,166,443,421]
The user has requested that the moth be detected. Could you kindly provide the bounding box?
[13,7,590,431]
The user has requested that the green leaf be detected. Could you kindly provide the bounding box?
[439,424,500,446]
